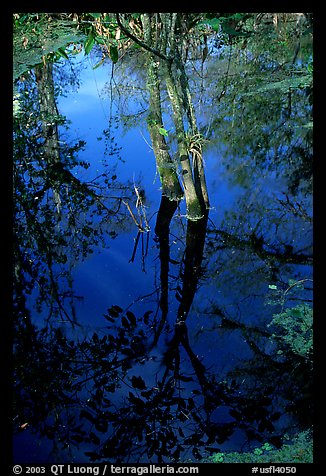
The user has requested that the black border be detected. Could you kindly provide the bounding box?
[5,5,321,474]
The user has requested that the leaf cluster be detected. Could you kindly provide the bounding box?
[76,13,121,64]
[198,13,253,39]
[13,13,84,80]
[210,430,312,463]
[268,304,313,360]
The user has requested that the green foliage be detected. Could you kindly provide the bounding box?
[198,17,220,32]
[13,14,84,80]
[84,30,96,55]
[77,14,120,61]
[13,13,121,74]
[262,442,273,451]
[307,57,313,74]
[13,13,48,31]
[244,74,312,96]
[266,277,313,363]
[268,303,313,360]
[210,430,312,463]
[196,13,312,195]
[198,13,252,37]
[109,45,119,64]
[212,453,224,462]
[13,93,22,117]
[158,127,169,137]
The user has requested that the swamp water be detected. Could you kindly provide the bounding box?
[13,35,313,464]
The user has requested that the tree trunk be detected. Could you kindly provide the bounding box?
[176,211,208,322]
[152,195,179,347]
[164,63,204,220]
[35,62,62,216]
[146,58,183,200]
[142,14,183,202]
[35,62,61,165]
[175,49,210,210]
[141,13,209,219]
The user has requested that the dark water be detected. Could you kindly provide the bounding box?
[13,43,313,464]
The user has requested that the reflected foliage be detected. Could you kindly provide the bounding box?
[14,295,312,462]
[13,12,313,464]
[13,62,134,324]
[192,14,313,197]
[13,190,312,462]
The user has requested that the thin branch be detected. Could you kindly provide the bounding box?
[284,278,313,296]
[115,13,173,64]
[122,200,146,231]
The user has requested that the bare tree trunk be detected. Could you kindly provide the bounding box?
[160,13,209,219]
[140,13,209,219]
[176,211,208,322]
[173,48,210,210]
[146,58,183,200]
[141,14,183,201]
[164,62,204,220]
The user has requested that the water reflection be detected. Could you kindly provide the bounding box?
[13,172,312,463]
[13,61,135,327]
[13,17,313,464]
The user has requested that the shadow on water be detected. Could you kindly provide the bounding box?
[13,175,312,462]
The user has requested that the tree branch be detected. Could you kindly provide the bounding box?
[115,13,173,64]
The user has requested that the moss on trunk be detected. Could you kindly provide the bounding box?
[141,13,208,218]
[164,65,204,220]
[142,14,183,201]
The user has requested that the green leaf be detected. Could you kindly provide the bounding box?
[197,17,220,32]
[109,45,119,63]
[103,14,112,24]
[95,36,105,45]
[158,127,168,137]
[90,13,101,19]
[213,453,224,463]
[253,448,264,455]
[209,18,221,31]
[228,13,247,21]
[56,47,69,59]
[262,442,273,452]
[84,33,95,55]
[221,23,242,36]
[268,284,278,290]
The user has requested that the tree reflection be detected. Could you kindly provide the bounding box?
[13,62,134,325]
[13,178,312,462]
[13,14,313,464]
